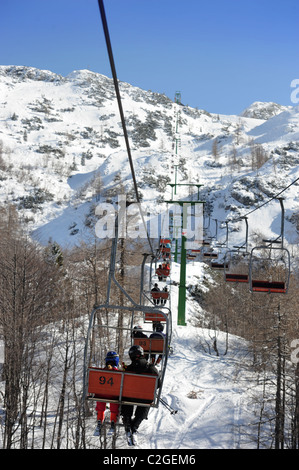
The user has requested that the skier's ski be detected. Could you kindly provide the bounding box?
[107,421,116,435]
[94,422,116,437]
[126,431,138,446]
[93,421,102,437]
[126,432,134,446]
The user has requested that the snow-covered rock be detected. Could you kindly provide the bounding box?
[240,100,292,120]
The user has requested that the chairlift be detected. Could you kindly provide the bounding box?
[202,245,219,262]
[160,238,171,245]
[159,241,171,258]
[83,216,171,409]
[156,263,171,279]
[202,215,215,246]
[203,251,218,259]
[87,367,159,406]
[224,217,250,283]
[215,221,229,249]
[132,331,166,358]
[85,319,168,408]
[211,260,229,270]
[248,198,291,294]
[249,245,290,294]
[186,248,197,260]
[151,291,169,303]
[187,239,202,257]
[142,255,172,332]
[202,219,229,263]
[144,311,168,323]
[140,253,169,306]
[224,249,249,283]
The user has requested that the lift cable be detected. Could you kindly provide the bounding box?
[228,175,299,224]
[97,0,154,255]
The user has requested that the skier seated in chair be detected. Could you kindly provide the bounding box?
[121,345,161,445]
[150,322,165,365]
[94,351,119,435]
[161,286,168,305]
[151,283,160,304]
[157,264,163,281]
[132,325,149,360]
[162,261,170,272]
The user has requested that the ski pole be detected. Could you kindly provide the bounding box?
[159,397,178,415]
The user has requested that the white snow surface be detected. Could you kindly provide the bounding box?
[77,261,267,451]
[0,66,298,450]
[0,259,260,450]
[116,261,258,450]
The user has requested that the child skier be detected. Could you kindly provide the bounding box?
[94,351,119,435]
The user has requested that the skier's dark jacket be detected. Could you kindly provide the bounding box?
[126,357,161,389]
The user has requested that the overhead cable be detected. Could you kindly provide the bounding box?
[230,175,299,223]
[97,0,154,255]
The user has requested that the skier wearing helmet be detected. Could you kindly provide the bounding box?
[94,351,119,436]
[150,322,165,365]
[151,283,160,305]
[132,325,149,360]
[121,345,160,446]
[132,325,147,339]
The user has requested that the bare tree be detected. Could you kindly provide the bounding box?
[0,207,60,448]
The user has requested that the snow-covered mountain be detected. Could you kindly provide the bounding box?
[0,65,299,250]
[240,101,292,120]
[1,65,299,450]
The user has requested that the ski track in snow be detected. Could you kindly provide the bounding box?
[127,262,254,450]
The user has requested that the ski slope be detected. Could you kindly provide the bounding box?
[0,244,281,450]
[112,262,261,450]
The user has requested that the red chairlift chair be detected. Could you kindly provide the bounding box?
[249,245,290,294]
[249,198,291,294]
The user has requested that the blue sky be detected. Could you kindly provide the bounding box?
[1,0,299,115]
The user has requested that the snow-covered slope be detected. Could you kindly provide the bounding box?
[1,66,298,448]
[137,263,259,450]
[0,65,299,251]
[0,256,271,449]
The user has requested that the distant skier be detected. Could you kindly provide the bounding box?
[161,286,168,305]
[121,345,160,446]
[162,262,170,274]
[132,325,148,339]
[157,264,163,281]
[94,351,119,436]
[150,322,166,365]
[162,242,171,259]
[132,325,149,360]
[151,283,161,305]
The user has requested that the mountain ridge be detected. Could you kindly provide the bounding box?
[0,65,298,250]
